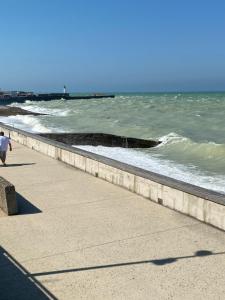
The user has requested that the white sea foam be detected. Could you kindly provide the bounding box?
[0,115,52,133]
[74,145,225,193]
[158,132,188,146]
[9,103,70,116]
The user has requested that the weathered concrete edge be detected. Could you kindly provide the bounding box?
[0,176,17,215]
[1,122,225,230]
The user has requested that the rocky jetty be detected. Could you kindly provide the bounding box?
[0,105,45,116]
[39,133,161,148]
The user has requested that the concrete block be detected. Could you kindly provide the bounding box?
[27,137,35,149]
[173,190,185,212]
[39,142,48,155]
[60,149,72,165]
[70,152,76,166]
[109,169,121,185]
[204,200,225,230]
[149,180,160,203]
[179,192,189,214]
[73,154,86,171]
[98,163,118,183]
[162,186,183,210]
[0,177,17,215]
[85,158,99,177]
[55,147,62,160]
[134,177,161,203]
[157,184,163,202]
[47,145,56,158]
[98,163,134,190]
[135,176,151,199]
[184,193,204,221]
[13,133,22,145]
[114,170,134,191]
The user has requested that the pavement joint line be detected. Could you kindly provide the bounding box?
[14,189,133,203]
[18,222,201,264]
[15,190,134,202]
[42,196,134,212]
[11,177,84,188]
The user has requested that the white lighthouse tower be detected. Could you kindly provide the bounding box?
[63,85,67,94]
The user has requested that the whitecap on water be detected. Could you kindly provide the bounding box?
[9,103,70,116]
[0,115,52,133]
[158,132,188,146]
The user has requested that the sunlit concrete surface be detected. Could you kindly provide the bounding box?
[0,142,225,300]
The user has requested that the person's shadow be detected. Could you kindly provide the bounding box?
[1,163,36,167]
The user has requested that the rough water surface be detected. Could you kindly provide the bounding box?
[1,92,225,193]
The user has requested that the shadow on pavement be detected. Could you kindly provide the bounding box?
[1,163,36,167]
[1,245,224,300]
[0,246,57,300]
[30,250,225,277]
[17,192,42,215]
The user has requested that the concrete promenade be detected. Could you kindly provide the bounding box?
[0,142,225,299]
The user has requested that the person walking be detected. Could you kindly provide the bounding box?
[0,131,12,166]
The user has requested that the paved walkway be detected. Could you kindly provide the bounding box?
[0,142,225,300]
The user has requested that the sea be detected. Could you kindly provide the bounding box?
[1,92,225,193]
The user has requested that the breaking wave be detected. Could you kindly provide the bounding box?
[9,101,70,116]
[0,115,52,133]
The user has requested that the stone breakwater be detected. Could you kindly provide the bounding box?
[0,106,45,116]
[39,133,161,148]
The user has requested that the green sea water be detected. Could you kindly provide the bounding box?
[3,92,225,192]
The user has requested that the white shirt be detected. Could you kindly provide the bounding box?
[0,136,10,151]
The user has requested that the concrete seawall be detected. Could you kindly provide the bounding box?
[1,122,225,230]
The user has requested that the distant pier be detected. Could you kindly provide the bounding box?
[0,91,115,104]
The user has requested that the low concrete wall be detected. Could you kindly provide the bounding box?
[1,123,225,230]
[0,176,17,215]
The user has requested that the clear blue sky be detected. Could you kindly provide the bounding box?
[1,0,225,92]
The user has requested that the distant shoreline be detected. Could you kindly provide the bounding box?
[113,91,225,94]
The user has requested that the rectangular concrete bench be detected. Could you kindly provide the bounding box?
[0,176,17,215]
